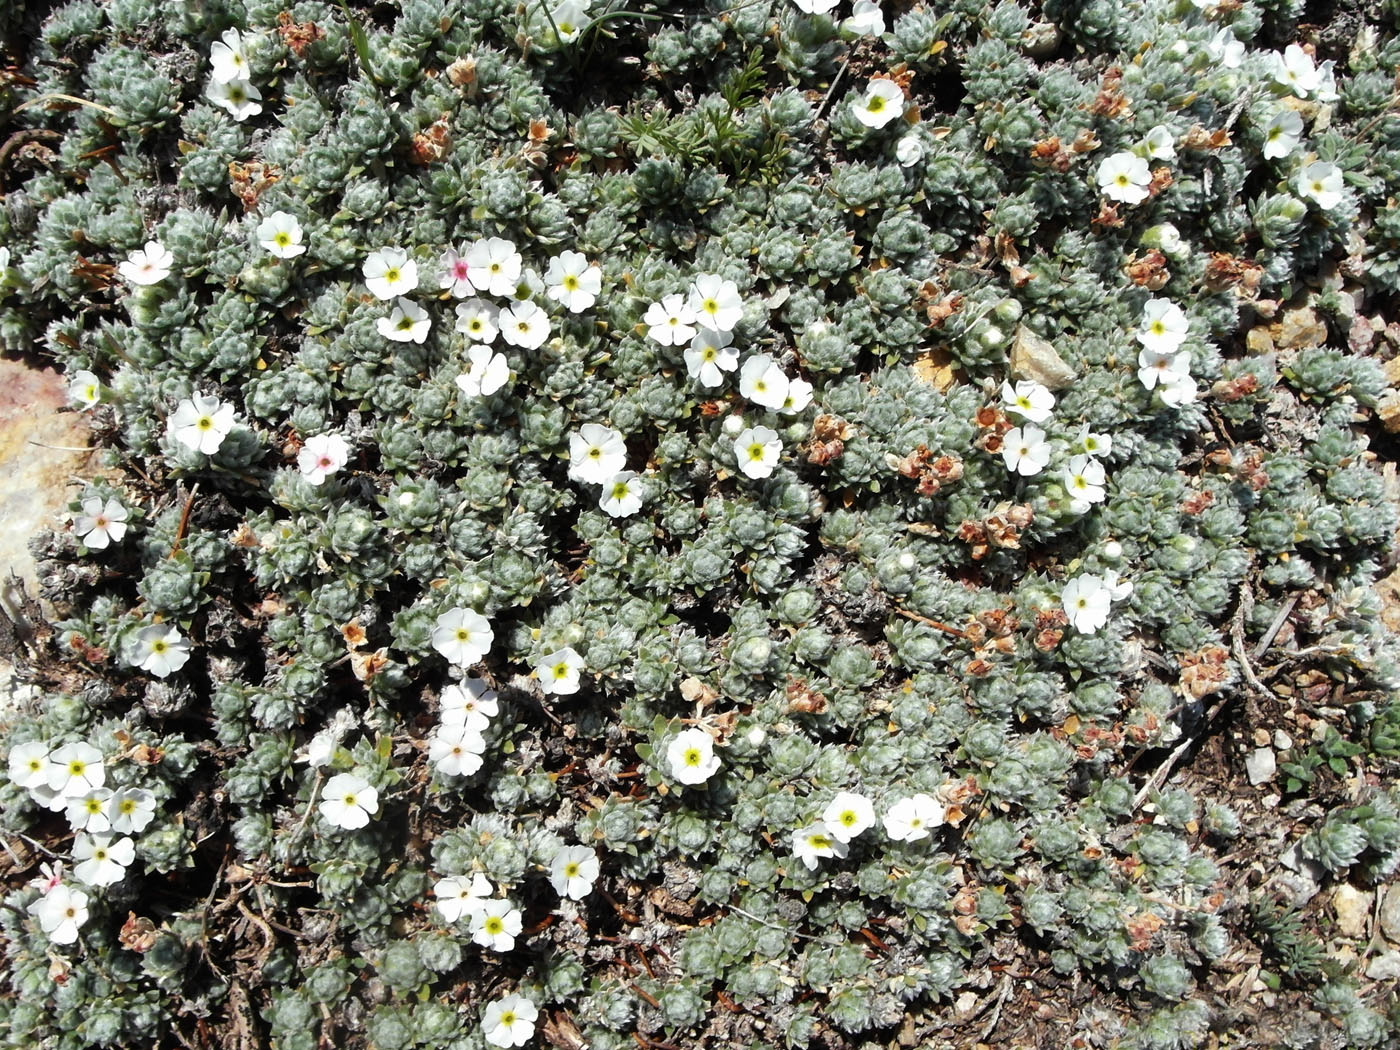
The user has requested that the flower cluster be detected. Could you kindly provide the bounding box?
[429,678,498,778]
[206,29,262,121]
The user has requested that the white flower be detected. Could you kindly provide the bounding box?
[28,861,65,896]
[206,77,263,121]
[1157,373,1199,407]
[1142,222,1186,258]
[789,0,839,11]
[66,788,113,833]
[1136,299,1190,354]
[544,250,602,312]
[45,743,105,797]
[599,471,644,518]
[684,329,739,387]
[644,293,697,346]
[537,647,585,696]
[118,241,173,286]
[256,211,306,259]
[1262,109,1304,160]
[1142,125,1175,161]
[482,995,538,1049]
[1063,455,1108,514]
[128,624,191,679]
[781,377,814,415]
[687,273,744,333]
[1137,347,1193,393]
[8,740,51,790]
[1000,379,1055,423]
[852,78,905,129]
[439,248,475,297]
[882,794,946,842]
[108,787,157,834]
[471,898,523,952]
[362,248,419,301]
[296,708,357,769]
[72,833,134,888]
[454,298,500,343]
[843,0,885,36]
[209,28,250,83]
[429,724,487,777]
[1295,161,1345,211]
[1063,574,1112,634]
[1204,28,1245,69]
[738,353,790,410]
[1101,569,1134,601]
[29,884,89,944]
[1071,424,1113,459]
[545,0,592,43]
[432,608,494,667]
[1000,425,1051,477]
[297,433,350,485]
[549,845,600,900]
[73,497,128,550]
[734,425,782,479]
[1272,43,1322,98]
[439,679,499,732]
[822,791,875,843]
[464,237,523,297]
[793,821,848,870]
[69,370,101,409]
[499,300,551,350]
[456,346,511,399]
[378,297,432,343]
[168,392,235,454]
[434,872,493,923]
[319,772,379,830]
[1314,60,1340,104]
[568,423,627,484]
[665,728,720,786]
[1095,151,1151,204]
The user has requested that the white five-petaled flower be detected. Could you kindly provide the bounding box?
[1102,568,1134,601]
[1272,43,1322,98]
[429,723,487,777]
[297,433,351,485]
[378,297,432,343]
[482,995,538,1049]
[438,248,476,298]
[209,28,250,83]
[118,241,173,286]
[1142,125,1175,161]
[1262,109,1304,160]
[1062,455,1108,514]
[568,423,627,484]
[471,898,523,952]
[687,273,744,333]
[73,497,128,550]
[545,0,592,43]
[439,679,499,732]
[66,788,113,833]
[169,392,236,454]
[544,250,602,313]
[206,77,263,122]
[549,845,600,900]
[895,132,926,167]
[1136,298,1189,354]
[456,346,511,399]
[434,872,493,923]
[738,353,791,410]
[46,742,105,798]
[599,471,644,518]
[1072,424,1113,459]
[1000,379,1055,423]
[843,0,885,36]
[1095,151,1152,204]
[644,293,697,346]
[128,624,191,679]
[1204,28,1245,68]
[362,248,419,300]
[684,329,739,387]
[499,300,550,350]
[69,370,101,409]
[1157,372,1198,407]
[1295,161,1345,211]
[1137,347,1194,403]
[793,821,848,870]
[882,793,946,842]
[852,78,905,129]
[665,727,720,786]
[256,211,306,258]
[454,298,500,343]
[782,377,814,415]
[28,884,89,945]
[1000,425,1051,477]
[537,646,585,696]
[108,787,157,834]
[734,425,782,480]
[1062,574,1112,634]
[8,741,51,790]
[432,608,494,667]
[319,772,379,830]
[822,791,875,843]
[72,833,135,888]
[464,237,523,298]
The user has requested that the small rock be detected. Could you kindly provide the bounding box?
[954,991,979,1019]
[1365,950,1400,981]
[1009,325,1076,390]
[1253,728,1271,747]
[1247,748,1277,785]
[1246,327,1275,354]
[1273,729,1293,751]
[1380,884,1400,942]
[1333,884,1372,938]
[1270,305,1328,350]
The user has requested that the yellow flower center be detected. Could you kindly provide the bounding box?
[485,917,503,934]
[196,416,213,431]
[385,268,400,282]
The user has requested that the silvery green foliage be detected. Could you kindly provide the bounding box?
[2,0,1400,1047]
